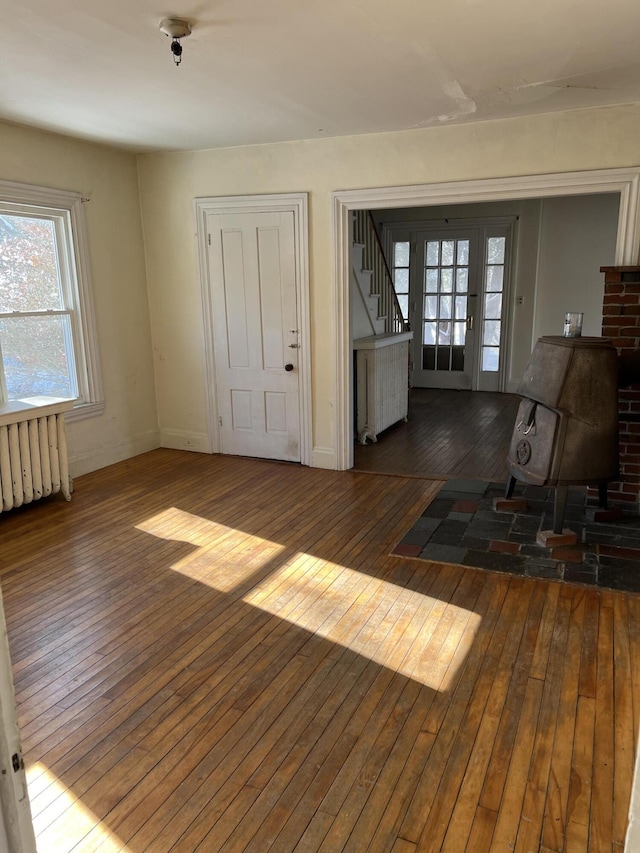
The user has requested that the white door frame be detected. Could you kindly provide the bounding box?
[195,193,312,466]
[0,583,36,852]
[333,167,640,470]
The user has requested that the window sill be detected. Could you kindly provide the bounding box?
[66,400,105,423]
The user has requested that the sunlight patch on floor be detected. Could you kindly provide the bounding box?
[136,507,286,589]
[136,508,481,693]
[243,556,482,692]
[26,763,131,853]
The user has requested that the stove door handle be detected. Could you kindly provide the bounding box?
[517,402,537,435]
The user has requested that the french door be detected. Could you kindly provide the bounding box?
[392,222,513,392]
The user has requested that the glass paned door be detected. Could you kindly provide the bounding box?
[412,230,479,390]
[477,229,510,392]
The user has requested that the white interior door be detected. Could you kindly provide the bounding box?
[207,210,301,462]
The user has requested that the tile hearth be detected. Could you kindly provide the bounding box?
[392,479,640,594]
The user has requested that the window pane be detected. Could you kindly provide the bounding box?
[457,240,469,265]
[439,295,451,319]
[486,265,504,292]
[394,268,409,291]
[438,321,451,345]
[423,322,436,345]
[455,295,467,319]
[424,295,437,320]
[483,319,501,346]
[425,269,438,292]
[441,240,454,266]
[0,215,62,312]
[484,292,502,319]
[394,242,410,267]
[487,237,505,264]
[440,269,453,292]
[456,268,468,292]
[453,322,466,345]
[426,241,439,266]
[482,347,500,372]
[397,294,409,317]
[0,314,76,399]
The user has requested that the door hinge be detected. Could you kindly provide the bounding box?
[208,233,211,246]
[219,416,222,426]
[11,753,23,773]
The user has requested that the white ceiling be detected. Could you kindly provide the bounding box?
[4,0,640,154]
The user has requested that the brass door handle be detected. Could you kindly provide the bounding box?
[466,315,474,331]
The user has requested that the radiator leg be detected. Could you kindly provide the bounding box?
[553,485,568,535]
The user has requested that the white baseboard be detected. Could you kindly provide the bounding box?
[68,428,160,478]
[160,429,212,454]
[311,446,338,470]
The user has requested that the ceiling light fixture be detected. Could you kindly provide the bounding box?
[159,17,192,67]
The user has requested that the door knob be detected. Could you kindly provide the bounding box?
[285,363,294,371]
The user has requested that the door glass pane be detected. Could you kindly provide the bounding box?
[484,292,502,319]
[486,265,504,292]
[394,268,409,290]
[397,294,409,316]
[441,240,454,266]
[456,268,468,292]
[451,347,464,371]
[483,319,501,346]
[394,242,410,267]
[425,269,438,292]
[454,322,466,345]
[0,314,76,398]
[455,296,467,319]
[438,321,451,345]
[439,295,451,319]
[423,322,436,345]
[437,347,450,370]
[424,295,437,319]
[426,242,439,265]
[482,347,499,371]
[440,269,453,292]
[457,240,470,265]
[487,237,505,264]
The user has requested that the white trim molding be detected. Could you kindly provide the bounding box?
[194,192,312,466]
[333,168,640,470]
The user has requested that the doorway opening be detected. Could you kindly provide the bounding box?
[335,169,640,475]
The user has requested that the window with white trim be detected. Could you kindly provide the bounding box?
[0,182,103,419]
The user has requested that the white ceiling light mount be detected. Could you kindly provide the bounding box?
[159,17,192,67]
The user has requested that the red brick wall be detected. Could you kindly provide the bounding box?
[601,266,640,507]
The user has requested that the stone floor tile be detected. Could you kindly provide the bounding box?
[419,544,468,565]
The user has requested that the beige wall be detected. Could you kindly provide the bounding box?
[0,121,158,476]
[137,103,640,468]
[534,193,619,341]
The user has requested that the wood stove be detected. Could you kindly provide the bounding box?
[506,336,619,533]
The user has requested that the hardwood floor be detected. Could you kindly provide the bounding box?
[0,449,637,851]
[354,389,521,481]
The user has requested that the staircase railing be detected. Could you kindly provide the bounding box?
[353,211,410,335]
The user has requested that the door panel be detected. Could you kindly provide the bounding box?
[208,210,300,462]
[411,230,479,390]
[400,223,512,391]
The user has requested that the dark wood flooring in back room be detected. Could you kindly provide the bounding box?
[354,388,521,482]
[0,446,637,851]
